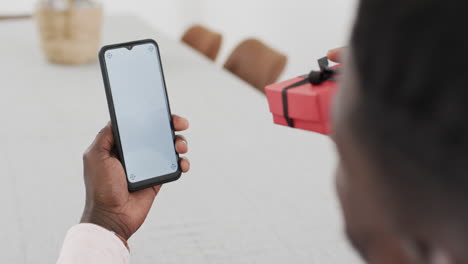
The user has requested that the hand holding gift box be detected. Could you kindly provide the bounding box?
[265,57,340,135]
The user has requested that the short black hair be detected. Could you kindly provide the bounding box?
[350,0,468,217]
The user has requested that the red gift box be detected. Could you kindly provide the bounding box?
[265,57,340,135]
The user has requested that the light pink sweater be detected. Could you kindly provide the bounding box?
[57,224,130,264]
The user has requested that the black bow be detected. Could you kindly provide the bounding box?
[281,57,339,127]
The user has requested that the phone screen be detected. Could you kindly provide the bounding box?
[103,42,178,184]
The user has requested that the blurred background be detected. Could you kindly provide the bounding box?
[1,1,362,263]
[4,0,357,78]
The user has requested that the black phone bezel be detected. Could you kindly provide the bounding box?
[98,39,182,192]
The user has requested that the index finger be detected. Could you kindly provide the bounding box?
[172,114,189,131]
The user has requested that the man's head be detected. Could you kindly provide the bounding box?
[332,1,468,263]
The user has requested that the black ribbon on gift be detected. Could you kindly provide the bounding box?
[281,57,339,127]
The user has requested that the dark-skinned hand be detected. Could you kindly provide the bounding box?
[80,114,190,240]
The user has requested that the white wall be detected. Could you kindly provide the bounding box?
[101,0,202,38]
[2,0,357,78]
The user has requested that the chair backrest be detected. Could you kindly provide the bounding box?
[224,39,287,93]
[181,25,223,61]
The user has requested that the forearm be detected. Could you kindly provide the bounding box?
[57,224,130,264]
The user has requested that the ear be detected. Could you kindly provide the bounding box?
[401,239,453,264]
[428,248,453,264]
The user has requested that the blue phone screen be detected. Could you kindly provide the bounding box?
[104,43,178,183]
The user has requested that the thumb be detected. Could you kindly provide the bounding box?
[88,122,115,155]
[327,47,347,63]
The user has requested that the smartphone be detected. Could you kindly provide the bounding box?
[99,39,181,192]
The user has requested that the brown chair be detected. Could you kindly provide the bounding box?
[224,39,287,93]
[181,25,223,61]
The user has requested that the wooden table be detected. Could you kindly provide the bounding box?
[0,16,359,264]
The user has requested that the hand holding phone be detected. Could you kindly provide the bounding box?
[85,39,190,239]
[81,118,190,240]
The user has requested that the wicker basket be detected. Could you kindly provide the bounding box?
[36,1,103,65]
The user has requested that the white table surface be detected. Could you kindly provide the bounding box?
[0,16,360,264]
